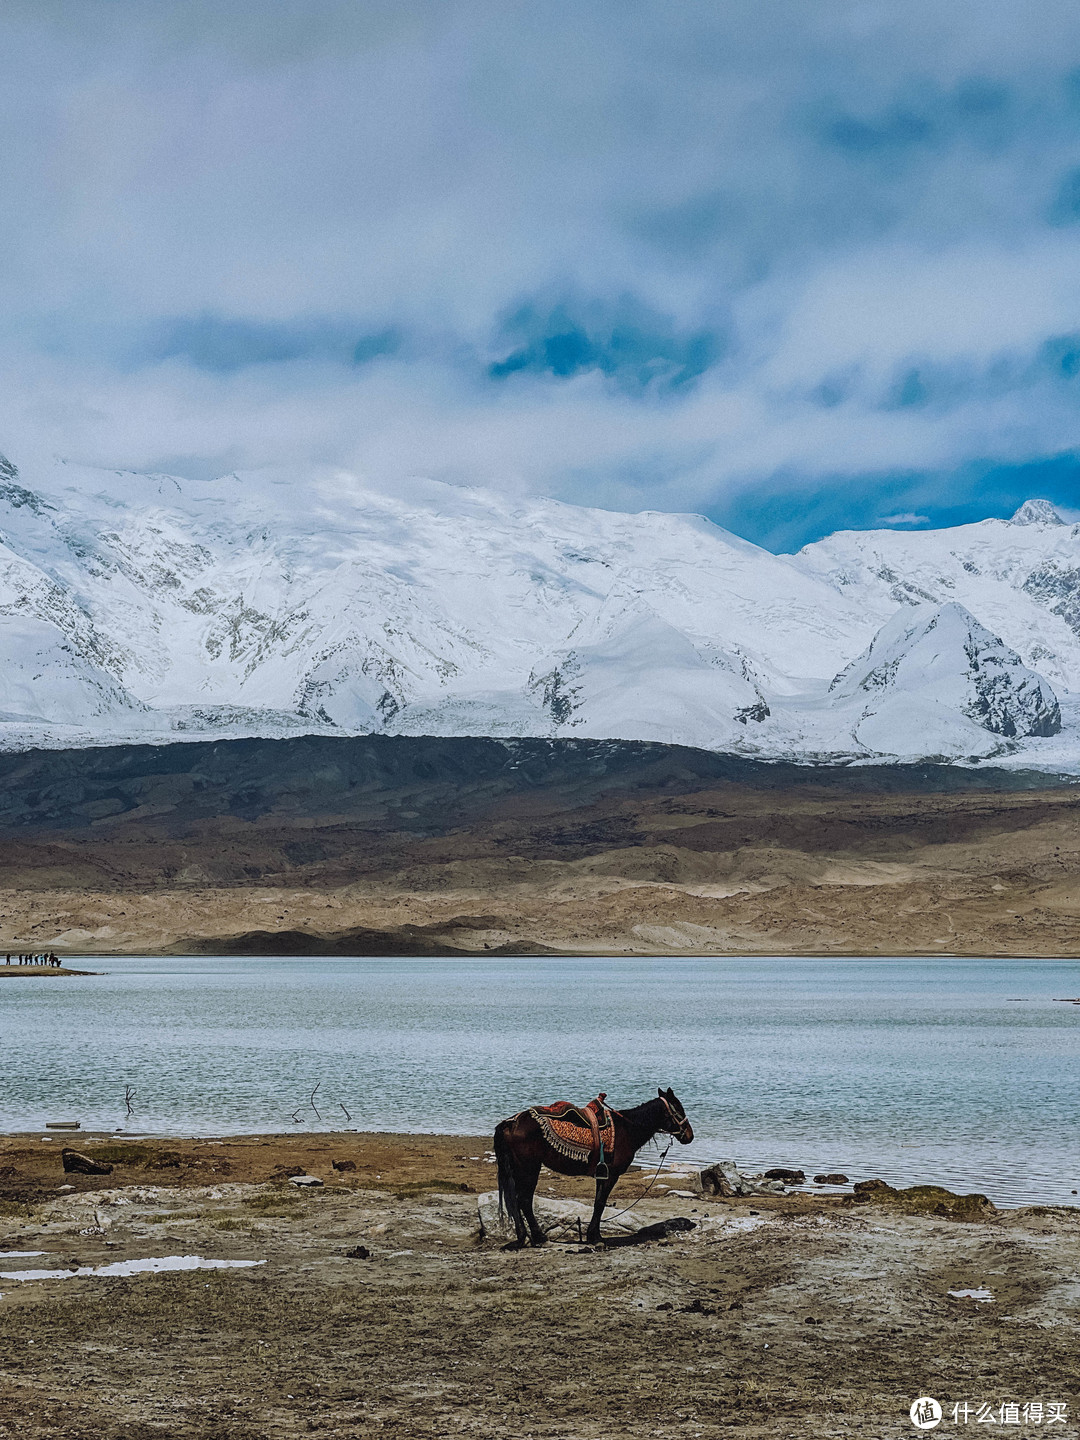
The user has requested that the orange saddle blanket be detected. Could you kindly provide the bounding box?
[529,1095,615,1166]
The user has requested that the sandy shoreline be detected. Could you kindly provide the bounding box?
[0,1131,1077,1437]
[0,948,1073,965]
[0,964,102,976]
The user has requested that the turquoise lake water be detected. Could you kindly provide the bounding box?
[2,955,1078,1206]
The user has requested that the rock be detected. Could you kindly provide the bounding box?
[698,1161,784,1198]
[476,1191,641,1243]
[61,1148,113,1176]
[680,1297,710,1315]
[288,1174,324,1187]
[56,1184,75,1193]
[344,1245,370,1259]
[273,1165,306,1178]
[852,1178,892,1195]
[849,1180,995,1219]
[813,1173,850,1185]
[332,1159,356,1172]
[763,1168,805,1184]
[698,1161,742,1197]
[905,1186,996,1220]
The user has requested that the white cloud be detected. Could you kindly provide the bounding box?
[764,237,1080,388]
[1,0,1080,532]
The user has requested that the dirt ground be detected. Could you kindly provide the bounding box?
[0,1132,1077,1438]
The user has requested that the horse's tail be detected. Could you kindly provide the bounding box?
[494,1122,522,1231]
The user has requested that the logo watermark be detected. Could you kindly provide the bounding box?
[910,1398,1070,1428]
[911,1398,943,1430]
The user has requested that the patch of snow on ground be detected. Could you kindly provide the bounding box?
[0,1255,265,1281]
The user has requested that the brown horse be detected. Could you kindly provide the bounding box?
[494,1087,694,1247]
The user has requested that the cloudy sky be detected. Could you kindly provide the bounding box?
[4,0,1080,549]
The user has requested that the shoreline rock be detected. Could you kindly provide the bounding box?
[850,1180,995,1219]
[695,1161,786,1198]
[61,1148,113,1176]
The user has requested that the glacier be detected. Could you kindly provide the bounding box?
[0,448,1078,768]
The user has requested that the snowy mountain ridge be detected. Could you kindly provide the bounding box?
[0,449,1078,769]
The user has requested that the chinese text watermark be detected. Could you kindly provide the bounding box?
[911,1397,1070,1429]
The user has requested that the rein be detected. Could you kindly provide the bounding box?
[596,1096,682,1232]
[600,1137,673,1228]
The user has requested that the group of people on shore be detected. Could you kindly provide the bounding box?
[4,952,62,967]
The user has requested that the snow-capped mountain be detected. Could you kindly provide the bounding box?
[0,447,1078,767]
[821,602,1060,758]
[0,613,143,725]
[790,502,1080,696]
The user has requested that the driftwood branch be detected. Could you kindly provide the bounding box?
[289,1082,325,1124]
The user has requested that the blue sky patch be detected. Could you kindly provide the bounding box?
[145,316,401,373]
[489,299,721,393]
[716,454,1080,554]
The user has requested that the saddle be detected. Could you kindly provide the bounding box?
[529,1093,615,1169]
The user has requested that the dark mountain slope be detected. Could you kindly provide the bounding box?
[0,736,1076,956]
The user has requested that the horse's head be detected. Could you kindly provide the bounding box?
[657,1087,693,1144]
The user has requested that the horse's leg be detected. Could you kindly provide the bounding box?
[515,1157,548,1246]
[585,1172,616,1245]
[494,1123,529,1248]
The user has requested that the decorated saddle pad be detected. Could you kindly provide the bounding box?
[528,1100,614,1165]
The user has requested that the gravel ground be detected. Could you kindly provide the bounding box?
[0,1133,1077,1437]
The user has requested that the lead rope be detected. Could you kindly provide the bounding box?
[598,1137,673,1231]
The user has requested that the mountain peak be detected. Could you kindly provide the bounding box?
[1009,498,1064,526]
[828,601,1061,747]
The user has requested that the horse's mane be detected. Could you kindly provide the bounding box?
[617,1096,665,1130]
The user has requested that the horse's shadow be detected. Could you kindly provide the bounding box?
[499,1215,695,1251]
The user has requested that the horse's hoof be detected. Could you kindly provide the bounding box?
[530,1232,547,1247]
[501,1240,524,1251]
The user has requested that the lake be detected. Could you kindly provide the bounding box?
[2,955,1078,1206]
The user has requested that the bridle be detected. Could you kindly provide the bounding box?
[658,1093,692,1143]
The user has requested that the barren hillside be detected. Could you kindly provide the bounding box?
[0,736,1077,957]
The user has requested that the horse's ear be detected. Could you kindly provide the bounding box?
[658,1087,664,1097]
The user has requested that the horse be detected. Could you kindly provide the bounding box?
[493,1087,694,1247]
